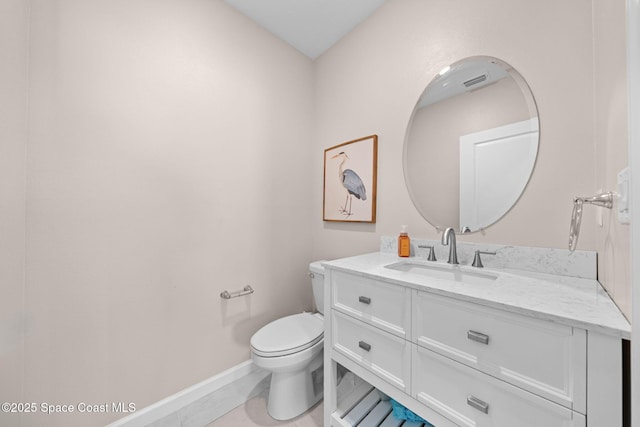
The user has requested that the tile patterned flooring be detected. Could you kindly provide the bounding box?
[205,396,323,427]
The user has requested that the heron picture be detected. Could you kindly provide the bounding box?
[323,135,377,222]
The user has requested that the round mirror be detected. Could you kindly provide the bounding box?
[403,56,539,233]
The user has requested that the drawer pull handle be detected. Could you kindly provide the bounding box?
[467,395,489,414]
[467,330,490,345]
[358,341,371,352]
[358,296,371,304]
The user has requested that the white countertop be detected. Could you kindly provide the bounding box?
[322,252,631,339]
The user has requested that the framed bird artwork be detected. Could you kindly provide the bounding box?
[323,135,378,222]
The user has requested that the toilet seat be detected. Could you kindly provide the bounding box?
[251,312,323,357]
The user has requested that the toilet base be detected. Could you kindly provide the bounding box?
[266,349,323,420]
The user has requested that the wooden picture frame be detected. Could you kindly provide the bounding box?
[323,135,378,222]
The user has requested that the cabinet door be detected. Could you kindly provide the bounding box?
[332,310,411,393]
[413,345,586,427]
[332,271,411,338]
[413,291,586,412]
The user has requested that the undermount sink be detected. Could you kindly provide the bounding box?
[385,261,498,285]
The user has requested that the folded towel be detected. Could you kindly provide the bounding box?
[389,399,434,426]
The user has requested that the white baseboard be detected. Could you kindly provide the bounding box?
[107,360,269,427]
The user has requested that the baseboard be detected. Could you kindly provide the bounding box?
[107,360,270,427]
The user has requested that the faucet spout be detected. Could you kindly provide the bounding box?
[442,227,459,265]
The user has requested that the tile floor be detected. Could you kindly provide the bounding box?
[205,396,323,427]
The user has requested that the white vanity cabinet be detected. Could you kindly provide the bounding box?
[412,346,584,426]
[332,271,411,339]
[412,291,586,426]
[413,291,586,413]
[323,263,625,427]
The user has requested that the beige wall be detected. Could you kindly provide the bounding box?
[1,0,630,426]
[313,0,629,317]
[593,0,630,318]
[313,0,596,258]
[22,1,314,425]
[0,0,28,426]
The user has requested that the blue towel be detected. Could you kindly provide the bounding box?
[389,399,434,426]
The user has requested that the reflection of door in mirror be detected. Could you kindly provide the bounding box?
[403,56,539,233]
[459,118,539,231]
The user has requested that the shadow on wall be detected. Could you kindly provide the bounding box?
[323,221,377,233]
[220,297,258,347]
[221,297,308,348]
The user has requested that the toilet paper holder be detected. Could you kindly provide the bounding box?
[220,285,254,299]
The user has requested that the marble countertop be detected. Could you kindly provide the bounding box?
[322,252,631,340]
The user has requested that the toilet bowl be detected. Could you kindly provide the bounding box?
[250,261,325,421]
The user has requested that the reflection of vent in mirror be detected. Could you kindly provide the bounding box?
[418,59,509,108]
[464,74,487,87]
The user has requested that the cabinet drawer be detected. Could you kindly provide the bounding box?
[332,310,411,392]
[412,291,586,412]
[332,270,410,338]
[412,345,586,427]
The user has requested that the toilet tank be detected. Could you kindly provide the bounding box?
[309,261,326,314]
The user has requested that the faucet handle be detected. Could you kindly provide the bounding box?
[418,245,437,261]
[472,250,496,268]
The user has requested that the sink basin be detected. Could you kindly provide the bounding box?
[385,261,498,285]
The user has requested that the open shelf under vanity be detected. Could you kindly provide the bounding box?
[332,372,429,427]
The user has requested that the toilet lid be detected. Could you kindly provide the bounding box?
[251,313,323,357]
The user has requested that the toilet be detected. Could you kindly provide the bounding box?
[250,261,325,421]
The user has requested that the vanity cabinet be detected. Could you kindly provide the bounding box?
[412,346,584,426]
[333,310,411,393]
[413,291,586,413]
[324,267,623,427]
[332,271,411,339]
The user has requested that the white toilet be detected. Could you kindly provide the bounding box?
[250,261,325,421]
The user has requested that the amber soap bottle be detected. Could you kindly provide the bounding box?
[398,225,410,257]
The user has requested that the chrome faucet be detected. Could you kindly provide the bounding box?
[441,227,459,264]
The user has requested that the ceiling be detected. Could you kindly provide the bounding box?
[223,0,387,59]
